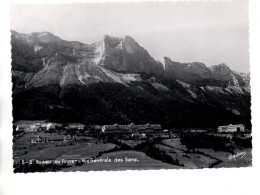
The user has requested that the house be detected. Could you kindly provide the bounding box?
[131,133,147,139]
[30,136,45,143]
[29,123,42,131]
[14,121,50,132]
[15,125,31,132]
[64,135,75,141]
[218,124,245,133]
[16,124,40,132]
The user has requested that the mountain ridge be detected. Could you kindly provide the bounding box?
[11,30,249,89]
[11,30,251,128]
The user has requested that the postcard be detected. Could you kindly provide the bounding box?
[9,1,252,174]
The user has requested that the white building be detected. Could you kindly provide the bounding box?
[16,125,31,132]
[29,123,41,131]
[218,124,245,133]
[46,123,63,131]
[16,124,40,132]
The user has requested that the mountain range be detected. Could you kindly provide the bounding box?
[11,30,251,128]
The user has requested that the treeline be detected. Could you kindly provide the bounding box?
[232,137,252,148]
[97,137,183,167]
[180,133,235,153]
[13,81,251,129]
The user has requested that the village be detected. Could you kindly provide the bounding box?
[13,120,252,172]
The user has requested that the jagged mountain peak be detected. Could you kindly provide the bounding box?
[31,31,54,37]
[164,57,207,67]
[124,35,136,42]
[162,57,248,87]
[210,63,231,72]
[102,34,123,49]
[11,30,62,44]
[30,31,61,42]
[102,34,135,40]
[102,34,141,51]
[103,34,123,41]
[189,62,207,68]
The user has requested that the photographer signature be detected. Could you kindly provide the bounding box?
[228,151,246,161]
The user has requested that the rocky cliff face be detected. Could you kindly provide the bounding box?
[11,31,165,91]
[163,57,248,88]
[11,31,251,128]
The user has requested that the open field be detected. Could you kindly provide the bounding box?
[56,142,116,160]
[14,141,116,161]
[119,139,146,147]
[14,132,64,144]
[156,138,252,168]
[162,138,187,151]
[62,150,182,171]
[13,130,252,172]
[155,144,216,168]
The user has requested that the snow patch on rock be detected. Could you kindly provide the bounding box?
[200,86,205,91]
[99,67,127,85]
[231,74,239,86]
[72,49,77,56]
[206,86,214,91]
[119,73,142,83]
[187,90,197,98]
[93,41,105,64]
[177,80,190,88]
[60,66,68,86]
[150,82,169,91]
[38,32,49,37]
[42,58,50,67]
[137,86,144,90]
[232,109,240,115]
[205,86,225,93]
[75,65,91,84]
[224,88,233,93]
[228,86,243,94]
[34,45,42,53]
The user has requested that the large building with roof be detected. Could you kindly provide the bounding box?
[101,123,162,134]
[217,124,245,133]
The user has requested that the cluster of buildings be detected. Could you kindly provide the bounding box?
[15,121,85,132]
[101,123,162,134]
[15,122,62,132]
[30,135,73,144]
[30,135,93,144]
[15,119,246,135]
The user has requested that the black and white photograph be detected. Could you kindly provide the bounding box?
[9,1,252,173]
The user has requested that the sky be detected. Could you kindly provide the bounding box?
[10,1,249,73]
